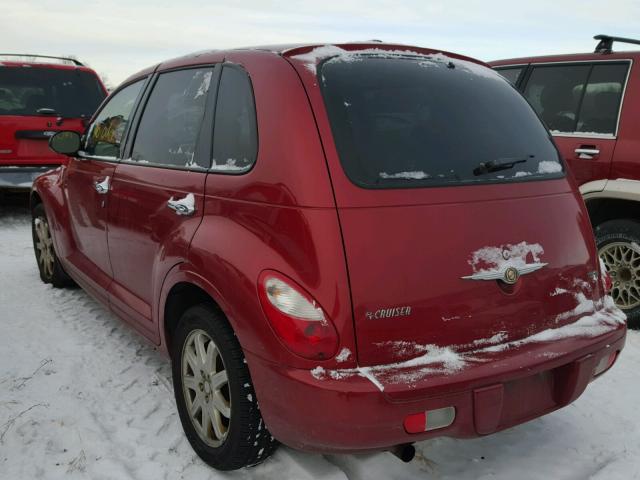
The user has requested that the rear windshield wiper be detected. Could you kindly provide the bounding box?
[473,156,531,176]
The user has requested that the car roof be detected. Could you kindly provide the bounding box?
[490,50,640,67]
[121,42,490,86]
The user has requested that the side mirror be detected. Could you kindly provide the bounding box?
[49,131,81,156]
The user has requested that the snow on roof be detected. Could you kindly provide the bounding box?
[289,45,499,80]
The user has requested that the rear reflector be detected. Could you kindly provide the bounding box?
[403,406,456,434]
[593,351,617,377]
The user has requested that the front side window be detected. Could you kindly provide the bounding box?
[131,68,213,168]
[320,55,562,189]
[211,66,258,173]
[495,66,524,85]
[84,80,144,158]
[524,62,629,135]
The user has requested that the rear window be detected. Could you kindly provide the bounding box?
[523,62,629,136]
[0,66,105,118]
[319,55,563,188]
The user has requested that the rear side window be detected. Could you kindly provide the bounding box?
[319,55,562,188]
[84,80,144,158]
[211,66,258,173]
[0,67,105,117]
[524,62,629,135]
[131,68,214,168]
[495,66,524,85]
[523,65,591,133]
[576,64,628,135]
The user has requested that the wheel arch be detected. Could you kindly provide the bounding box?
[30,189,43,209]
[584,196,640,228]
[581,179,640,228]
[159,266,239,358]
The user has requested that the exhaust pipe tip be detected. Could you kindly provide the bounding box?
[390,443,415,463]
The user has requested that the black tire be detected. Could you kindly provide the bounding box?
[171,303,278,470]
[595,219,640,329]
[31,203,74,288]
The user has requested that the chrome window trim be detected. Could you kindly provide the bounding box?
[77,150,119,163]
[503,59,633,139]
[551,132,616,140]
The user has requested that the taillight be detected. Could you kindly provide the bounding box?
[599,257,613,293]
[258,271,338,360]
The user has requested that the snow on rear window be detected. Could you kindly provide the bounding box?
[379,171,429,180]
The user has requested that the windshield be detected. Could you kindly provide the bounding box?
[319,55,563,188]
[0,67,105,118]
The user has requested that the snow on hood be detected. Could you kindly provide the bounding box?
[311,294,625,392]
[468,241,544,274]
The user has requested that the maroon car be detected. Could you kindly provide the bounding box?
[32,43,626,470]
[491,35,640,327]
[0,54,107,189]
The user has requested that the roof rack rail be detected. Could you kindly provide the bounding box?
[0,53,84,66]
[594,34,640,54]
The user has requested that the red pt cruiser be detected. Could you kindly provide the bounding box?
[31,43,626,470]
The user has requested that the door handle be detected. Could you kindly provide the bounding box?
[167,193,195,216]
[94,176,110,194]
[575,147,600,160]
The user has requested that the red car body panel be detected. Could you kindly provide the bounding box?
[32,43,627,454]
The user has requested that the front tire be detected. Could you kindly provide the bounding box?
[171,304,278,470]
[595,219,640,328]
[31,203,73,288]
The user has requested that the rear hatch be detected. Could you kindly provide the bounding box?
[0,64,106,165]
[310,50,602,366]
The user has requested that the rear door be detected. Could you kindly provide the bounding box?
[63,79,144,297]
[519,61,630,186]
[310,54,601,366]
[0,65,106,167]
[107,66,216,339]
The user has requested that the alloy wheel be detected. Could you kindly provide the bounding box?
[34,216,55,279]
[181,329,231,447]
[599,241,640,310]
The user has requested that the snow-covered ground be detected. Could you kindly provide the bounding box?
[1,201,639,480]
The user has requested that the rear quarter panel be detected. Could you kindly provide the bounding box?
[610,56,640,180]
[161,51,356,369]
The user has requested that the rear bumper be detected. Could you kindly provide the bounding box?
[0,166,57,189]
[248,323,626,453]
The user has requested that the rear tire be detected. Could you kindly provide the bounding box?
[595,219,640,329]
[31,203,73,288]
[171,303,278,470]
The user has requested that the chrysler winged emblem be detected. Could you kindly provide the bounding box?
[461,262,547,283]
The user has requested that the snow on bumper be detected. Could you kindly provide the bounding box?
[313,295,626,392]
[247,297,626,452]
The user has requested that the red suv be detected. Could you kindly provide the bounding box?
[32,43,626,470]
[491,35,640,327]
[0,54,107,189]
